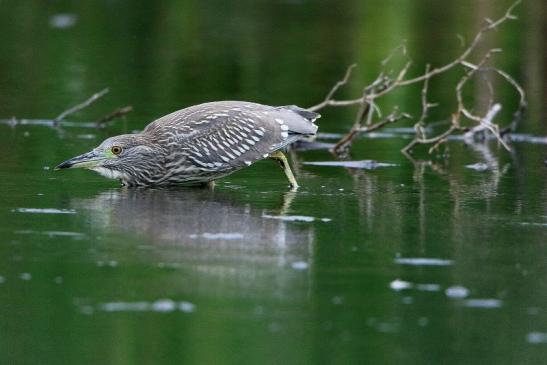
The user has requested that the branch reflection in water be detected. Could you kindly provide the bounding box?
[71,188,314,301]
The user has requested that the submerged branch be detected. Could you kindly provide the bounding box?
[54,88,109,125]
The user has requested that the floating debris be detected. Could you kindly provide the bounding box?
[445,285,469,298]
[304,160,398,170]
[395,257,453,266]
[13,208,76,214]
[463,299,503,308]
[465,162,489,172]
[262,214,331,222]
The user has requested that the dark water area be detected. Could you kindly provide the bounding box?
[1,1,546,364]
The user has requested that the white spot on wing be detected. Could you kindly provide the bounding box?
[275,119,284,125]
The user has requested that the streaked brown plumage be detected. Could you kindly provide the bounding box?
[55,101,319,188]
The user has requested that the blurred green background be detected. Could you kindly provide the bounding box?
[0,1,546,365]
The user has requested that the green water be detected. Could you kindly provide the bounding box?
[1,1,546,364]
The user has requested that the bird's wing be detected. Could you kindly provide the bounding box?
[143,101,317,171]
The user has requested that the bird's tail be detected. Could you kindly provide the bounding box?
[277,105,320,123]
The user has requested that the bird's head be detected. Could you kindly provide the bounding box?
[55,134,159,185]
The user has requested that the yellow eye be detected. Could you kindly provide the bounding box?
[111,146,123,155]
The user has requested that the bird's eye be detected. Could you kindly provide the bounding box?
[111,146,123,155]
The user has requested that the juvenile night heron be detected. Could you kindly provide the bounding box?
[55,101,319,188]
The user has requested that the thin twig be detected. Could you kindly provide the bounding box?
[54,88,109,125]
[95,105,133,127]
[308,64,356,111]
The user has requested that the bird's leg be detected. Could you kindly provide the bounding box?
[269,151,299,190]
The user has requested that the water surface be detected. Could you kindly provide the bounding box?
[1,1,546,364]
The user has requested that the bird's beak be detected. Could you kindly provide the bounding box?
[55,150,105,170]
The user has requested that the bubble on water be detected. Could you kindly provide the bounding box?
[80,305,94,315]
[445,285,469,298]
[152,299,176,312]
[19,273,32,281]
[331,296,344,305]
[463,299,503,308]
[178,301,196,313]
[49,14,77,29]
[527,332,547,344]
[390,279,412,291]
[402,296,414,304]
[418,317,429,327]
[268,322,282,333]
[416,283,441,292]
[0,276,5,284]
[53,276,63,284]
[291,261,309,270]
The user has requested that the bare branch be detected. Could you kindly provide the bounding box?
[398,0,521,86]
[311,1,521,112]
[95,106,133,127]
[308,64,356,111]
[54,88,109,125]
[332,107,411,155]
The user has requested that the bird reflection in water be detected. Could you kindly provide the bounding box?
[72,187,314,300]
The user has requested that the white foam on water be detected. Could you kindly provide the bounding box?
[98,299,195,313]
[465,162,489,171]
[445,286,469,298]
[189,232,244,240]
[262,214,331,222]
[152,299,176,312]
[520,222,547,227]
[13,208,76,214]
[16,230,84,237]
[395,257,453,266]
[49,14,77,29]
[178,301,196,313]
[390,279,412,291]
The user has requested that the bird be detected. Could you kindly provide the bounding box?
[55,101,319,189]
